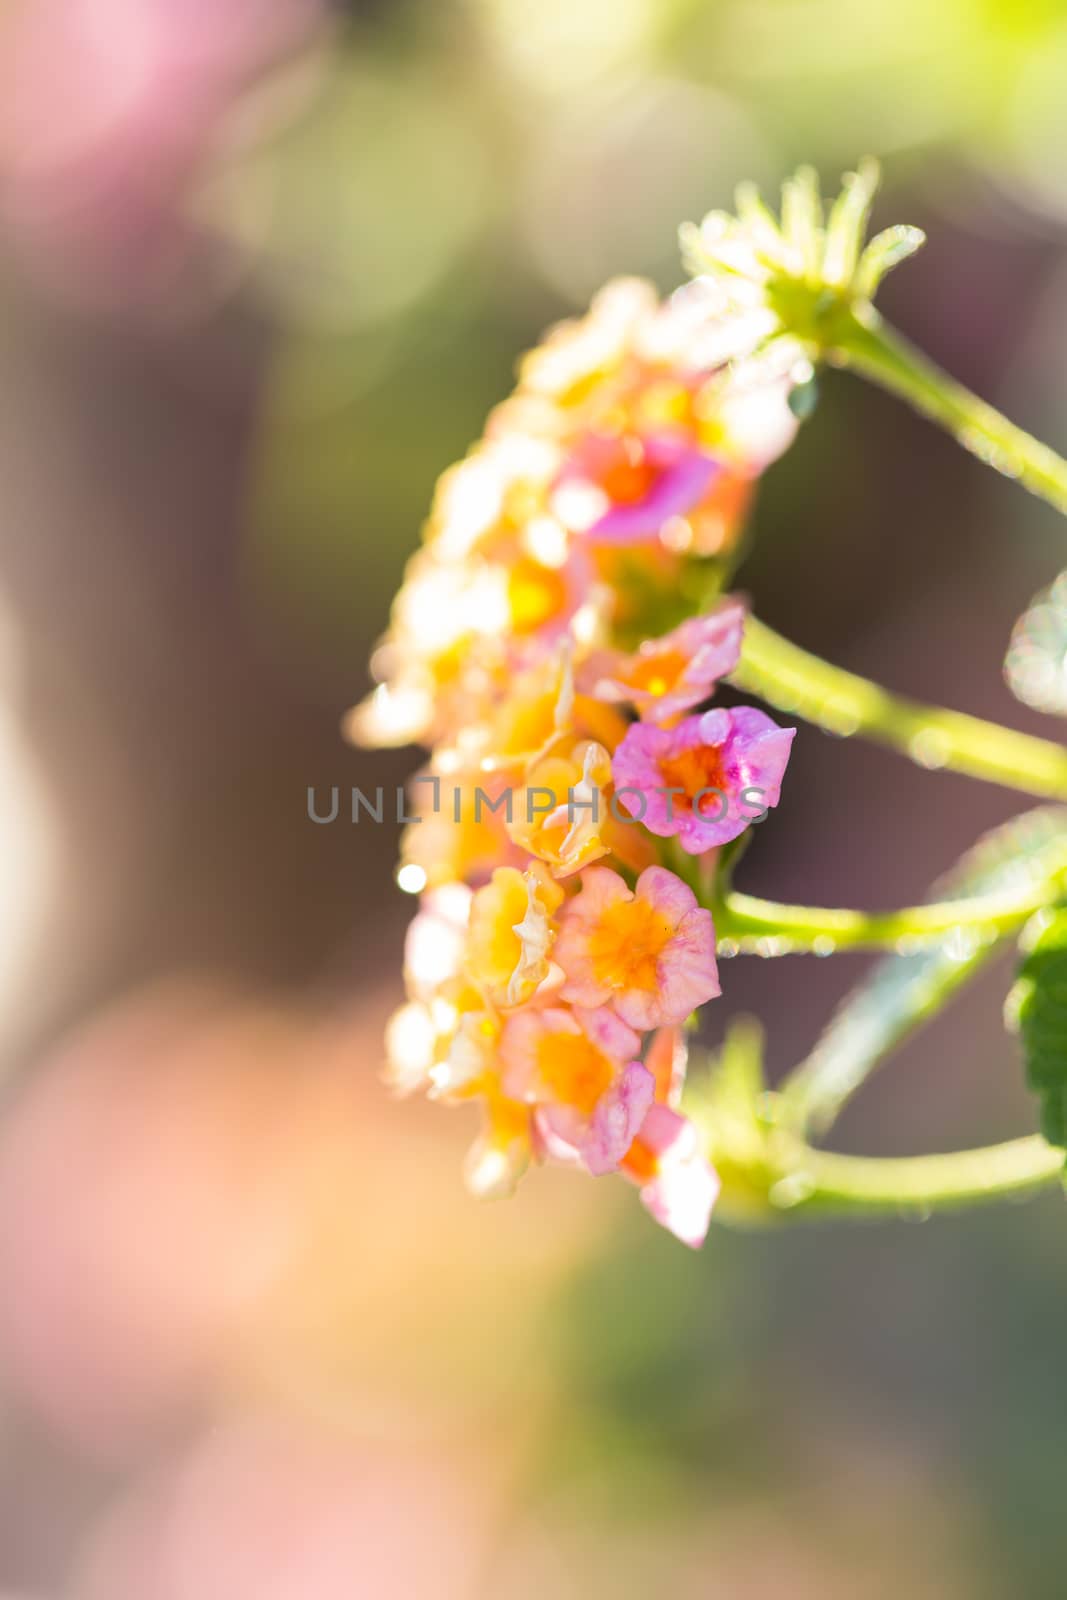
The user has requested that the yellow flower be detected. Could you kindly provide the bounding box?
[475,648,576,769]
[462,1073,534,1198]
[383,976,483,1098]
[516,277,659,411]
[507,739,614,878]
[399,766,525,889]
[465,865,564,1009]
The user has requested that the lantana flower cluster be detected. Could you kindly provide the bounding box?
[352,278,798,1246]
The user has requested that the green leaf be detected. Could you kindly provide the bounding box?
[786,806,1067,1135]
[1005,570,1067,716]
[1010,906,1067,1147]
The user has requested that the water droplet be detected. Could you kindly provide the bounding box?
[788,373,819,421]
[820,700,860,737]
[989,445,1023,480]
[756,1091,780,1126]
[909,728,950,769]
[769,1171,816,1209]
[941,925,978,962]
[960,426,995,465]
[812,934,836,957]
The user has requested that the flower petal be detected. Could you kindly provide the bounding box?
[581,1062,655,1176]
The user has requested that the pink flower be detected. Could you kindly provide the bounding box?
[551,428,722,545]
[586,600,745,723]
[554,865,719,1030]
[584,1062,657,1177]
[611,705,795,853]
[499,1004,652,1175]
[621,1104,719,1248]
[644,1024,688,1107]
[587,441,720,546]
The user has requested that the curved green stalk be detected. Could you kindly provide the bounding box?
[714,871,1067,954]
[732,615,1067,800]
[695,1021,1065,1223]
[832,307,1067,518]
[770,804,1067,1130]
[766,1133,1064,1219]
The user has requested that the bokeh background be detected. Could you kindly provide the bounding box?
[1,0,1067,1593]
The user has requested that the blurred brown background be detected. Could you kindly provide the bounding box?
[0,0,1066,1594]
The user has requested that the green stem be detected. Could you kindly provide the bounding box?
[697,296,1067,1223]
[832,307,1067,517]
[715,872,1067,954]
[733,615,1067,801]
[766,1133,1064,1219]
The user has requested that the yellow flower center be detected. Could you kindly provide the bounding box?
[621,1133,659,1184]
[507,558,569,633]
[627,647,689,699]
[538,1031,614,1116]
[587,895,675,993]
[596,435,660,506]
[483,1074,532,1145]
[633,377,694,432]
[491,668,566,759]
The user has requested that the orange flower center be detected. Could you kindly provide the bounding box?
[595,436,660,505]
[626,648,689,699]
[507,559,569,634]
[657,742,728,815]
[538,1031,614,1115]
[587,896,675,993]
[621,1134,659,1184]
[484,1078,532,1146]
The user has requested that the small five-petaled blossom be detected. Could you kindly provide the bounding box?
[499,1004,652,1177]
[612,706,795,852]
[585,600,745,724]
[555,865,719,1030]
